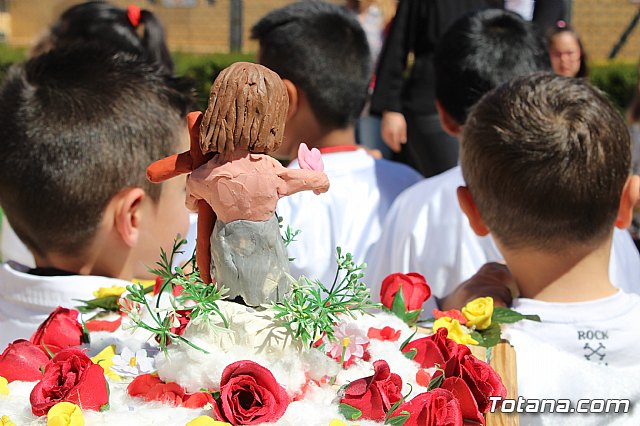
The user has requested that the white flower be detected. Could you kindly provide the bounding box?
[322,322,369,363]
[119,298,142,323]
[111,348,155,377]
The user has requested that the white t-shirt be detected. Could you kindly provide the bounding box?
[277,149,423,287]
[367,166,640,300]
[0,261,133,349]
[1,216,35,267]
[505,0,536,21]
[504,291,640,425]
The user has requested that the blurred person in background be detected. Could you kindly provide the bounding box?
[345,0,398,159]
[547,22,588,78]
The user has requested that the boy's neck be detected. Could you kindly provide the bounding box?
[294,126,356,157]
[33,239,133,280]
[500,237,618,303]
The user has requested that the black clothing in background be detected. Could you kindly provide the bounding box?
[370,0,564,177]
[370,0,494,177]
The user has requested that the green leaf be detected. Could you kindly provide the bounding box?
[491,307,540,324]
[80,318,91,344]
[403,347,417,360]
[100,381,111,411]
[403,309,421,326]
[385,412,410,426]
[473,322,502,348]
[74,295,121,313]
[385,383,412,423]
[339,403,363,421]
[427,372,444,391]
[399,327,417,351]
[390,284,407,319]
[41,343,55,359]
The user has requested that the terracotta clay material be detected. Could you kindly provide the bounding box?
[147,62,329,306]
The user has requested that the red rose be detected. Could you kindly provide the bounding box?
[380,273,431,311]
[214,360,289,425]
[340,360,403,421]
[402,329,506,417]
[29,348,108,416]
[389,389,463,426]
[30,307,84,351]
[432,308,468,325]
[460,354,507,413]
[441,377,484,425]
[402,329,471,378]
[0,340,49,382]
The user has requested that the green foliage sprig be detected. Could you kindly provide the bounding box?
[271,247,381,348]
[123,238,228,353]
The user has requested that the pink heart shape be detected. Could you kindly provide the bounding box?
[298,143,324,172]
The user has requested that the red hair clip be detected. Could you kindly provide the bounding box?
[556,20,567,29]
[128,4,142,28]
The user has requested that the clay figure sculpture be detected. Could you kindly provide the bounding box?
[147,62,329,306]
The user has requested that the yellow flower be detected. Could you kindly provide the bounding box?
[1,415,15,426]
[0,377,8,396]
[93,285,126,299]
[90,345,121,381]
[462,297,494,330]
[133,278,157,289]
[47,402,84,426]
[433,317,478,345]
[185,416,231,426]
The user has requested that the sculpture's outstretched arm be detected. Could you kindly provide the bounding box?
[147,112,217,283]
[146,112,212,182]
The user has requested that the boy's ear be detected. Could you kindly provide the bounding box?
[112,188,146,248]
[436,99,462,137]
[282,79,298,121]
[615,175,640,229]
[457,186,490,236]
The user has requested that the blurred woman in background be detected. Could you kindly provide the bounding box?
[547,22,588,78]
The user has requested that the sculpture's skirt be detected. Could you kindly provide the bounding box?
[210,215,291,306]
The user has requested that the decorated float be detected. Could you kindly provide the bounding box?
[0,62,537,425]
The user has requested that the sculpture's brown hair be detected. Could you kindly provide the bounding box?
[200,62,288,160]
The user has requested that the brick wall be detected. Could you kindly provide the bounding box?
[8,1,639,60]
[8,0,340,54]
[572,0,640,61]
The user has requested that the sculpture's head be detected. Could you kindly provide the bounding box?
[200,62,288,160]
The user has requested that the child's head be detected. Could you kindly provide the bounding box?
[434,9,550,128]
[459,74,635,253]
[251,1,371,153]
[0,45,194,278]
[199,62,288,160]
[547,24,587,79]
[31,1,173,73]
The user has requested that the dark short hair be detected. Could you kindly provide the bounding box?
[32,1,174,72]
[461,74,630,250]
[435,9,550,125]
[251,0,371,129]
[0,45,194,257]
